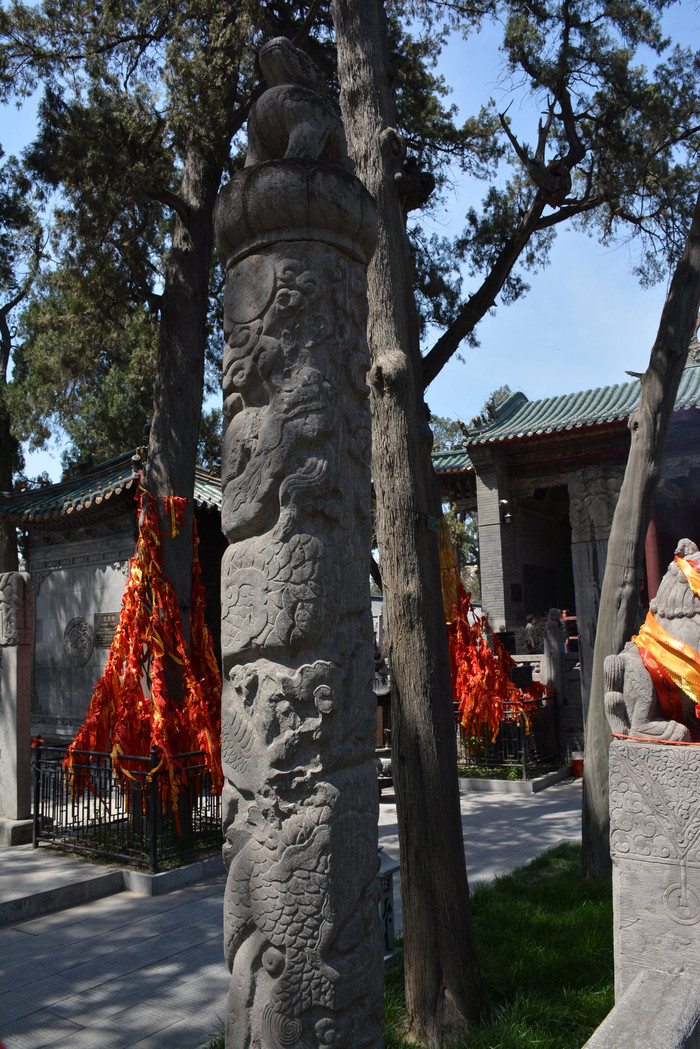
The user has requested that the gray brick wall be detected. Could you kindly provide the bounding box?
[27,518,136,742]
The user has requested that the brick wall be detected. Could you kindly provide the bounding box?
[28,519,137,743]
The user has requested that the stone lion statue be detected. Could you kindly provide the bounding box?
[245,37,352,171]
[605,538,700,742]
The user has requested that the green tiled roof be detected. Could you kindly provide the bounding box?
[432,448,474,473]
[432,361,700,474]
[1,449,222,525]
[190,469,223,512]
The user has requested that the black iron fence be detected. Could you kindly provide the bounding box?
[32,744,222,872]
[457,696,559,779]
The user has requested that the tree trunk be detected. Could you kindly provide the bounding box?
[1,298,20,572]
[0,407,18,573]
[333,1,490,1043]
[582,188,700,879]
[142,143,222,697]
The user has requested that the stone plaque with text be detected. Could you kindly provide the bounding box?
[93,612,119,647]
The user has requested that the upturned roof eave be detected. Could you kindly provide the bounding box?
[0,452,222,526]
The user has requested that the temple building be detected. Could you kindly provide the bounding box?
[0,449,224,744]
[433,333,700,733]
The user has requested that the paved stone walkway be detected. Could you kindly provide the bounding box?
[0,778,582,1049]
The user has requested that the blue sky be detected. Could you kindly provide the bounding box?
[3,1,699,476]
[422,2,700,424]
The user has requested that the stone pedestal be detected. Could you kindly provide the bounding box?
[610,738,700,999]
[0,572,34,843]
[584,970,700,1049]
[215,36,381,1049]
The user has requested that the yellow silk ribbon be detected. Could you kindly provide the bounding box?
[676,556,700,600]
[438,517,460,625]
[633,611,700,708]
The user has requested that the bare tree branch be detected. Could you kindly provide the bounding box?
[146,185,191,225]
[0,228,43,381]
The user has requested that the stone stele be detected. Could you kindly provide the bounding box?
[0,572,33,831]
[214,37,382,1049]
[606,539,700,1000]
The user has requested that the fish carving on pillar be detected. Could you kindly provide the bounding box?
[214,37,382,1049]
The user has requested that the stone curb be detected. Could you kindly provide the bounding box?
[122,853,225,895]
[0,852,225,926]
[458,765,573,794]
[0,868,125,926]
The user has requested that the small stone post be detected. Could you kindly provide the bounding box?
[0,571,34,844]
[568,466,624,731]
[214,38,382,1049]
[542,607,567,703]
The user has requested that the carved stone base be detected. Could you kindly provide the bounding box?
[0,817,33,846]
[610,739,700,998]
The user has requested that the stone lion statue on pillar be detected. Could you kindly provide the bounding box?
[605,538,700,742]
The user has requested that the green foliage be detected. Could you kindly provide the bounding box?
[198,1023,225,1049]
[470,384,512,427]
[430,413,468,452]
[387,11,505,187]
[411,225,465,337]
[384,843,613,1049]
[9,262,158,473]
[430,414,480,595]
[2,0,699,479]
[0,147,44,491]
[458,179,557,301]
[0,149,39,298]
[413,0,700,390]
[197,407,223,475]
[457,763,526,780]
[0,0,333,479]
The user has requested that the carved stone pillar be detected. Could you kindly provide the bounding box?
[214,38,382,1049]
[568,466,624,732]
[0,572,33,840]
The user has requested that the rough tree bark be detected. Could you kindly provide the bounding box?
[0,427,18,572]
[0,390,19,573]
[1,244,40,573]
[333,0,490,1043]
[582,187,700,879]
[141,145,222,655]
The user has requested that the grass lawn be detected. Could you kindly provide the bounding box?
[385,842,613,1048]
[201,842,613,1049]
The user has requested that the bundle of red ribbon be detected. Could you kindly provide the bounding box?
[64,483,223,814]
[438,518,547,742]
